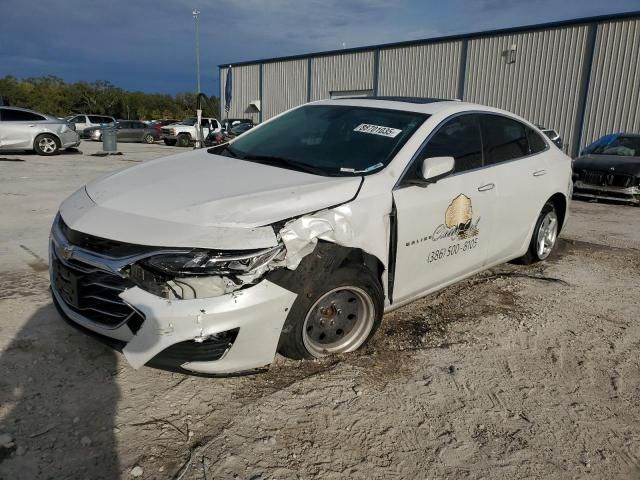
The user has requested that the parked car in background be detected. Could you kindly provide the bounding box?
[149,119,179,131]
[221,118,253,132]
[204,122,256,147]
[228,122,255,137]
[0,106,80,155]
[573,133,640,205]
[66,114,115,135]
[85,120,160,144]
[161,117,221,147]
[538,126,563,149]
[50,98,571,375]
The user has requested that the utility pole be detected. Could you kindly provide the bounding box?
[193,9,201,94]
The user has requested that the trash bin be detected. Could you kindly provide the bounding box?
[102,126,117,152]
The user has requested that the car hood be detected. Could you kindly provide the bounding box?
[574,154,640,176]
[70,149,361,248]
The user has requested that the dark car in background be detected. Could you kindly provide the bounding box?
[221,118,253,132]
[573,133,640,205]
[84,120,160,144]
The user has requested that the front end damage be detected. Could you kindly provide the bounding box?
[49,202,371,375]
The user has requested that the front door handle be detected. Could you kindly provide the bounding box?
[533,169,547,177]
[478,183,495,192]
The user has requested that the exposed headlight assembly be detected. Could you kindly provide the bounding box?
[141,245,284,276]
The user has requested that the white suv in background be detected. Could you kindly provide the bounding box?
[65,114,116,136]
[161,117,222,147]
[50,97,571,375]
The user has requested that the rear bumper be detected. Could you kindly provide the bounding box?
[573,181,639,204]
[60,131,81,148]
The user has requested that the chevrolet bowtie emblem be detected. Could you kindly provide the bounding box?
[59,244,74,260]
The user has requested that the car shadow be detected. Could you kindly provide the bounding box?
[0,303,121,479]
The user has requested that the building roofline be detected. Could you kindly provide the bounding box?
[218,10,640,68]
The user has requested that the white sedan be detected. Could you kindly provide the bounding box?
[50,97,572,375]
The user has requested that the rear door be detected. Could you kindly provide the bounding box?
[130,121,147,141]
[0,108,45,149]
[478,113,553,264]
[392,113,496,303]
[116,121,134,141]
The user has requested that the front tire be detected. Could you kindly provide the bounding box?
[176,133,191,147]
[518,202,559,264]
[33,134,60,156]
[143,133,155,144]
[278,264,384,360]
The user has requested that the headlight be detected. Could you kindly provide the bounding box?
[169,128,176,135]
[141,246,283,276]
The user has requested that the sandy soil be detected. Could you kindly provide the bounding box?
[1,144,639,479]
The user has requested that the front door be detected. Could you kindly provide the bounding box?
[391,114,495,303]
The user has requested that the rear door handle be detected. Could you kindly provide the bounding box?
[533,169,547,177]
[478,183,495,192]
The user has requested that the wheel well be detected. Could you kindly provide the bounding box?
[548,193,567,233]
[34,133,61,147]
[178,132,192,138]
[266,241,386,294]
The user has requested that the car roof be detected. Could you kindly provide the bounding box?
[311,97,504,117]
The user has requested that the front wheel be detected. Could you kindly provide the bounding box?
[143,133,155,144]
[518,202,559,264]
[278,265,384,360]
[33,134,60,156]
[176,133,191,147]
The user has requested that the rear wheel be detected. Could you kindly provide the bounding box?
[176,133,191,147]
[164,139,177,146]
[33,134,60,156]
[518,202,559,264]
[143,133,155,144]
[278,264,383,360]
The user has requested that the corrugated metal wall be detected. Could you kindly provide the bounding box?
[378,41,462,98]
[581,18,640,148]
[310,51,374,101]
[219,64,260,122]
[464,25,590,155]
[222,13,640,155]
[262,59,308,120]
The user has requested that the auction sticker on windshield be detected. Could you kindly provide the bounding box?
[353,124,402,138]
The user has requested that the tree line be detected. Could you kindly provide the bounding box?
[0,75,220,120]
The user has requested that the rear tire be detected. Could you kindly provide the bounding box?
[176,133,191,147]
[164,139,177,146]
[33,134,60,156]
[517,202,559,264]
[278,264,384,360]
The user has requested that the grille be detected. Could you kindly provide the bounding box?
[51,249,144,329]
[580,170,634,188]
[161,128,172,135]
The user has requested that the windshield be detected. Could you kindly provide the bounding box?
[177,117,197,126]
[211,104,428,176]
[592,136,640,157]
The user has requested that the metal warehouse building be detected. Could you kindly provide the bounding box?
[220,11,640,156]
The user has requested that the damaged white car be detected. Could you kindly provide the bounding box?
[50,97,572,375]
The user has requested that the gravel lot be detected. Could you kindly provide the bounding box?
[1,142,639,479]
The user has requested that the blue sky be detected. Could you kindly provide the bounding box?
[0,0,638,97]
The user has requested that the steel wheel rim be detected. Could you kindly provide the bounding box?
[39,137,56,153]
[536,210,558,259]
[302,286,375,357]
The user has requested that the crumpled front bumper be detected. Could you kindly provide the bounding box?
[573,181,640,204]
[52,277,297,374]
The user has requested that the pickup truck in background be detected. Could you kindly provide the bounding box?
[161,117,222,147]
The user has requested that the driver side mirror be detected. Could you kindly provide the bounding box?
[421,156,455,183]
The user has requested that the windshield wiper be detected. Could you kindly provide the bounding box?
[240,154,329,176]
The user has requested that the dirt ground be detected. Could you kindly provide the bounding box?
[1,143,639,479]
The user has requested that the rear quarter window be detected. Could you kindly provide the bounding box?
[1,109,46,121]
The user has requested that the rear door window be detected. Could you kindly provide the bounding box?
[480,114,529,165]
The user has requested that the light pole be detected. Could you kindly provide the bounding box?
[193,9,201,94]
